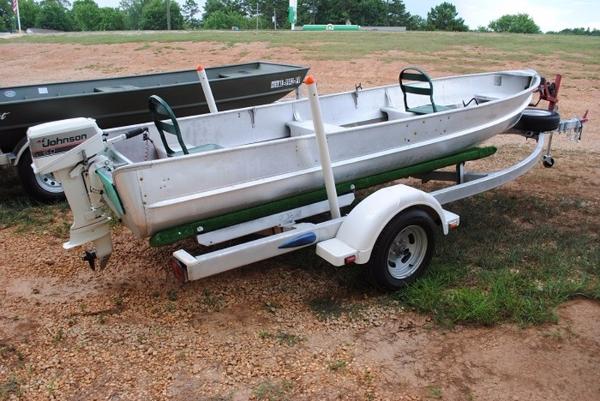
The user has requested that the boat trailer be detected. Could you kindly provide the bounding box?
[168,75,586,290]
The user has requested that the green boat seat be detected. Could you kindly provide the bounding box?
[399,67,455,115]
[148,95,222,157]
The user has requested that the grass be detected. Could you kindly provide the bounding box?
[254,379,293,401]
[258,330,304,346]
[0,168,70,236]
[395,191,600,326]
[427,385,443,399]
[328,359,347,372]
[4,31,600,65]
[0,376,21,401]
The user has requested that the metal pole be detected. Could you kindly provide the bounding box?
[196,65,218,114]
[256,2,259,31]
[14,0,22,33]
[304,75,341,219]
[166,0,171,30]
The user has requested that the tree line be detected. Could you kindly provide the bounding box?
[0,0,199,31]
[1,0,598,35]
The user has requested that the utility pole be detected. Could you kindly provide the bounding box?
[256,2,259,31]
[12,0,21,33]
[166,0,171,30]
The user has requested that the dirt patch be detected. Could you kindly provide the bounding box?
[1,40,599,401]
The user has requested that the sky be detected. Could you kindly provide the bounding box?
[95,0,600,32]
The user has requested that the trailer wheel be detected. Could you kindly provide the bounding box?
[515,108,560,133]
[17,148,64,203]
[368,209,436,291]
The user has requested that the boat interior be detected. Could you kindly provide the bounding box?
[108,69,535,166]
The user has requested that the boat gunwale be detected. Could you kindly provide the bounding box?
[0,60,310,105]
[111,69,540,175]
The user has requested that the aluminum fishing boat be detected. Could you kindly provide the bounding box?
[102,69,541,238]
[29,68,542,261]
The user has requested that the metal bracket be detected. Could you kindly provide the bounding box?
[248,108,256,128]
[352,83,362,108]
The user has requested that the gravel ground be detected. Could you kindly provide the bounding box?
[1,39,599,401]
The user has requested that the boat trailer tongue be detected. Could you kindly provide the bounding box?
[521,73,589,167]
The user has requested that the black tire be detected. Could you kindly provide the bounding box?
[542,155,555,168]
[368,208,436,291]
[514,108,560,133]
[17,148,65,203]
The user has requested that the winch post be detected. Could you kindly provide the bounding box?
[197,65,218,114]
[304,75,341,219]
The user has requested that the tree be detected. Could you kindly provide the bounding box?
[35,0,73,30]
[488,14,540,34]
[202,0,244,21]
[98,7,125,30]
[181,0,199,28]
[426,1,467,31]
[386,0,409,27]
[140,0,182,29]
[0,0,14,31]
[17,0,40,29]
[406,14,425,30]
[120,0,147,29]
[71,0,101,30]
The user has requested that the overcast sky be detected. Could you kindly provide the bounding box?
[95,0,600,32]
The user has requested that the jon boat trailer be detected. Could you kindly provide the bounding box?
[167,75,585,290]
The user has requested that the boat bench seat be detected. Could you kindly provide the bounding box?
[380,106,415,121]
[286,120,346,136]
[473,93,501,103]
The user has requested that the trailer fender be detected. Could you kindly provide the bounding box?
[331,184,449,264]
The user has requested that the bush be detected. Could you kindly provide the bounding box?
[488,14,541,34]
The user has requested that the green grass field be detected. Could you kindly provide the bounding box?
[6,30,600,66]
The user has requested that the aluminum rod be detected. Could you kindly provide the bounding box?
[304,75,341,219]
[196,65,218,114]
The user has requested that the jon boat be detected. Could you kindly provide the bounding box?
[1,61,309,161]
[29,68,547,271]
[100,69,541,242]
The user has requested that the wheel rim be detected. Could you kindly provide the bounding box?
[34,173,63,194]
[386,225,428,280]
[524,109,551,117]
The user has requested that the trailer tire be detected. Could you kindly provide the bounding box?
[514,108,560,133]
[368,208,436,291]
[17,148,65,203]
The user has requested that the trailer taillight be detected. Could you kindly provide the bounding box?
[169,258,188,284]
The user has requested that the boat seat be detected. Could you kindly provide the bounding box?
[286,120,346,136]
[148,95,222,157]
[380,106,414,121]
[399,67,455,115]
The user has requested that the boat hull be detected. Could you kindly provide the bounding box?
[111,71,538,238]
[0,62,308,152]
